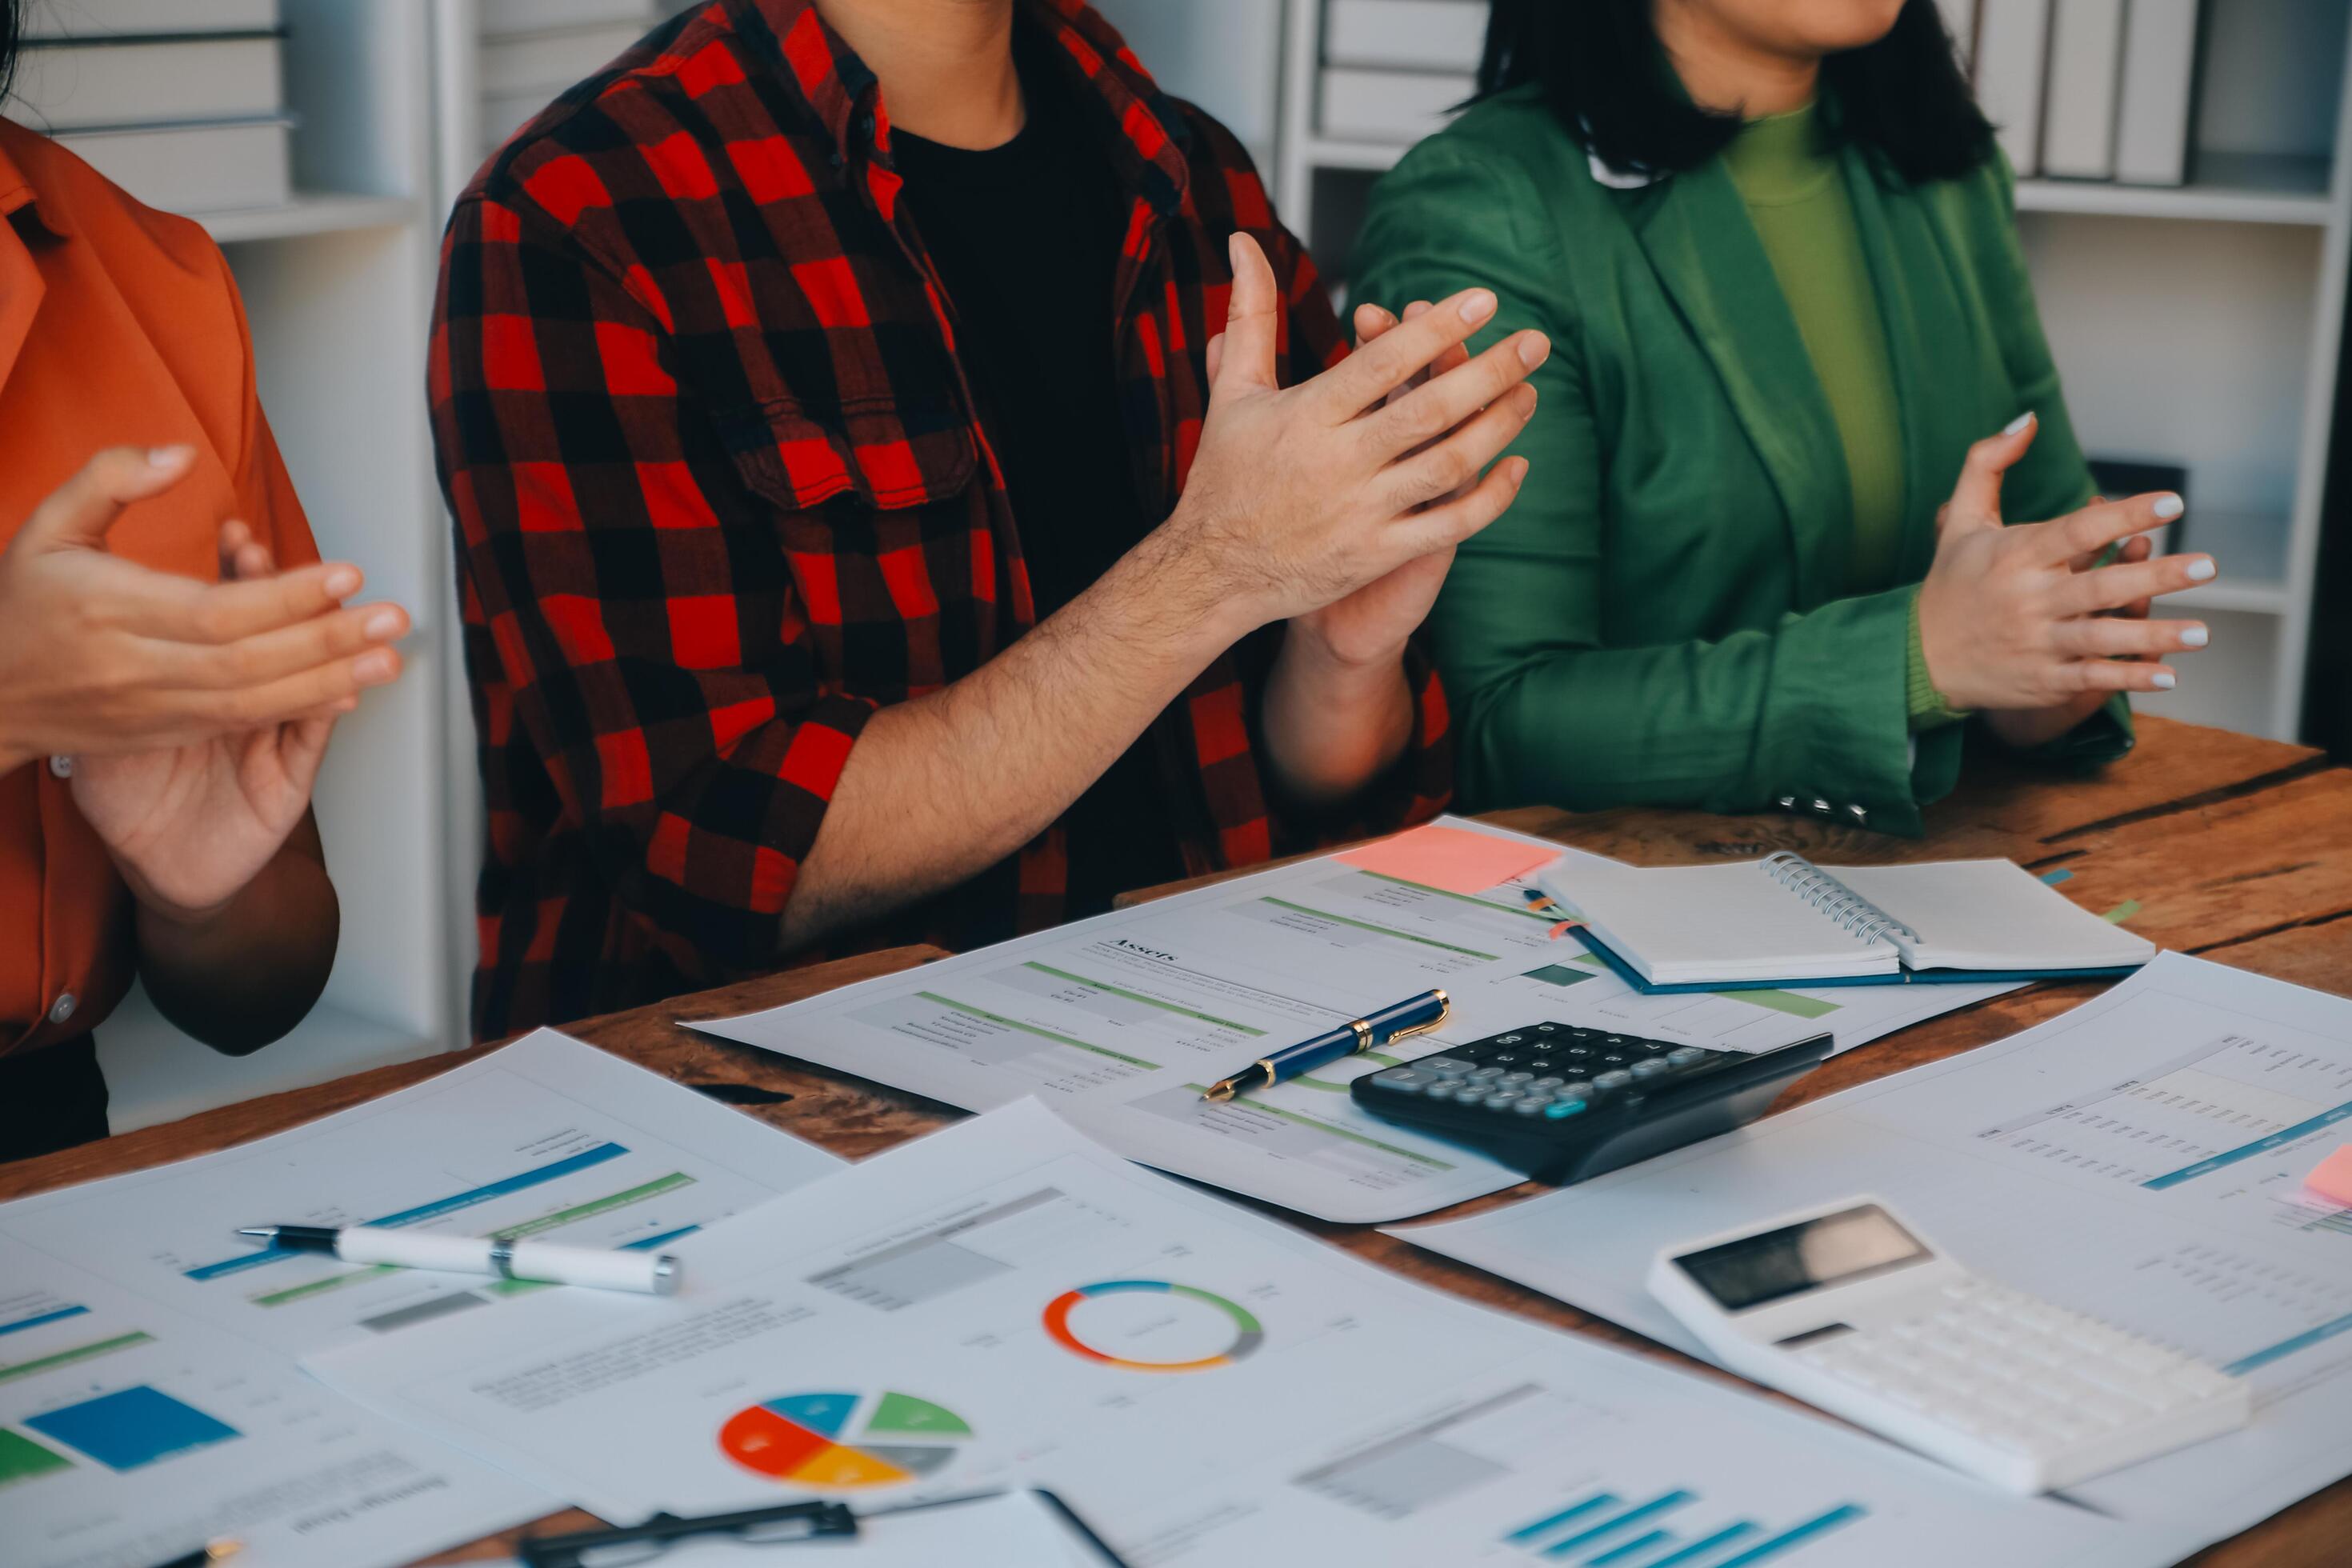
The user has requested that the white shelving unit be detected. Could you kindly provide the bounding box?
[6,1,466,1129]
[1270,0,2352,742]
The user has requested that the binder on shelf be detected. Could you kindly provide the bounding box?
[481,0,654,42]
[2041,0,2124,179]
[1932,0,1980,69]
[22,0,277,38]
[54,115,291,214]
[1318,68,1476,146]
[479,22,650,99]
[1973,0,2051,178]
[10,34,282,130]
[1324,0,1488,74]
[2115,0,2202,187]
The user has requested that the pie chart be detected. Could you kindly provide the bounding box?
[1043,1280,1265,1371]
[719,1390,971,1489]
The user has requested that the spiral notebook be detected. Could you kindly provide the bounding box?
[1539,852,2157,992]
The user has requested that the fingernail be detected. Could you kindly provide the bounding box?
[2186,558,2217,582]
[1518,333,1550,369]
[2152,672,2177,690]
[2181,625,2209,648]
[2003,412,2035,435]
[1511,457,1531,484]
[147,444,194,468]
[2153,494,2185,520]
[1459,289,1496,323]
[355,650,397,683]
[324,566,362,598]
[1227,232,1246,270]
[337,697,359,714]
[364,608,404,640]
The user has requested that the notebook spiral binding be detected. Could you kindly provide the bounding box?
[1758,853,1922,950]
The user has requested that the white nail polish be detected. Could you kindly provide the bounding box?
[2186,559,2217,582]
[2152,672,2177,690]
[2003,412,2034,435]
[2181,626,2209,648]
[2153,494,2185,521]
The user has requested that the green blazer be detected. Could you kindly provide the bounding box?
[1353,86,2130,836]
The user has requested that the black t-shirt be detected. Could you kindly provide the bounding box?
[894,34,1186,916]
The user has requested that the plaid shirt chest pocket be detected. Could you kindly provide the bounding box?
[714,390,1002,700]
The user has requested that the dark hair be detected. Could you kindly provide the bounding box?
[1478,0,1996,186]
[0,0,21,107]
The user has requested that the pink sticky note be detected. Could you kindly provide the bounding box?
[2305,1145,2352,1210]
[1335,823,1559,895]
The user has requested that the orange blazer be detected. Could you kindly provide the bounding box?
[0,118,318,1061]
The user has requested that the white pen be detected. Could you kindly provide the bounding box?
[235,1224,682,1295]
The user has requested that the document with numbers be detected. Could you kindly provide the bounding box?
[695,826,2011,1222]
[1391,954,2352,1545]
[307,1100,2186,1568]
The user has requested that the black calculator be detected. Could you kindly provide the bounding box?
[1350,1022,1833,1185]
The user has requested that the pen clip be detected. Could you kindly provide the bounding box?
[1378,991,1450,1049]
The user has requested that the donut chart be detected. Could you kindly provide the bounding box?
[719,1390,970,1489]
[1043,1280,1265,1372]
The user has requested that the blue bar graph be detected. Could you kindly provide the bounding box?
[1543,1491,1694,1558]
[1591,1530,1674,1566]
[1506,1492,1866,1568]
[0,1304,89,1338]
[1508,1494,1618,1544]
[183,1142,634,1280]
[1714,1506,1868,1566]
[1650,1526,1763,1567]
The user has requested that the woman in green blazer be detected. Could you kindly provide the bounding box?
[1354,0,2218,834]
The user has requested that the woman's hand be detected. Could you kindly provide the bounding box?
[1918,414,2213,726]
[0,447,406,777]
[72,514,407,921]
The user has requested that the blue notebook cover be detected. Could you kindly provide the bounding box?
[1566,924,2146,995]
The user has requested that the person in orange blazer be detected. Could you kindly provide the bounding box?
[0,6,411,1160]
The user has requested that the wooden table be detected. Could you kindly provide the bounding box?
[5,715,2345,1566]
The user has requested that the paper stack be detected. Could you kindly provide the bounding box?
[1319,0,1486,145]
[481,0,657,158]
[11,0,292,214]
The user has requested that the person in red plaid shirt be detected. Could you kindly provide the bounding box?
[434,0,1550,1039]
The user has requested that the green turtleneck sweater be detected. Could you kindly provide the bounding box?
[1724,102,1961,726]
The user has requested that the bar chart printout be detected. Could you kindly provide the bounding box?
[1503,1494,1868,1567]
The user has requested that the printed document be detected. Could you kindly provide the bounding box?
[694,824,2008,1221]
[0,1028,842,1359]
[1392,954,2352,1546]
[306,1101,2186,1568]
[0,1029,844,1566]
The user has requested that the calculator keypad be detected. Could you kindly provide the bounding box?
[1792,1279,2243,1461]
[1366,1023,1726,1118]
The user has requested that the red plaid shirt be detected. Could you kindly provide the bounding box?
[434,0,1453,1040]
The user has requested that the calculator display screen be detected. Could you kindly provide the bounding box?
[1675,1206,1929,1312]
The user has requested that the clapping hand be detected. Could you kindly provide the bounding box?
[0,446,408,920]
[1918,414,2212,749]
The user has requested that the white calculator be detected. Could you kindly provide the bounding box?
[1648,1196,2251,1494]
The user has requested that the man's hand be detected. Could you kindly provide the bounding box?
[0,447,406,777]
[1162,234,1540,643]
[1918,414,2211,733]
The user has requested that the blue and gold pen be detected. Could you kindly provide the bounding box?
[1202,989,1451,1102]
